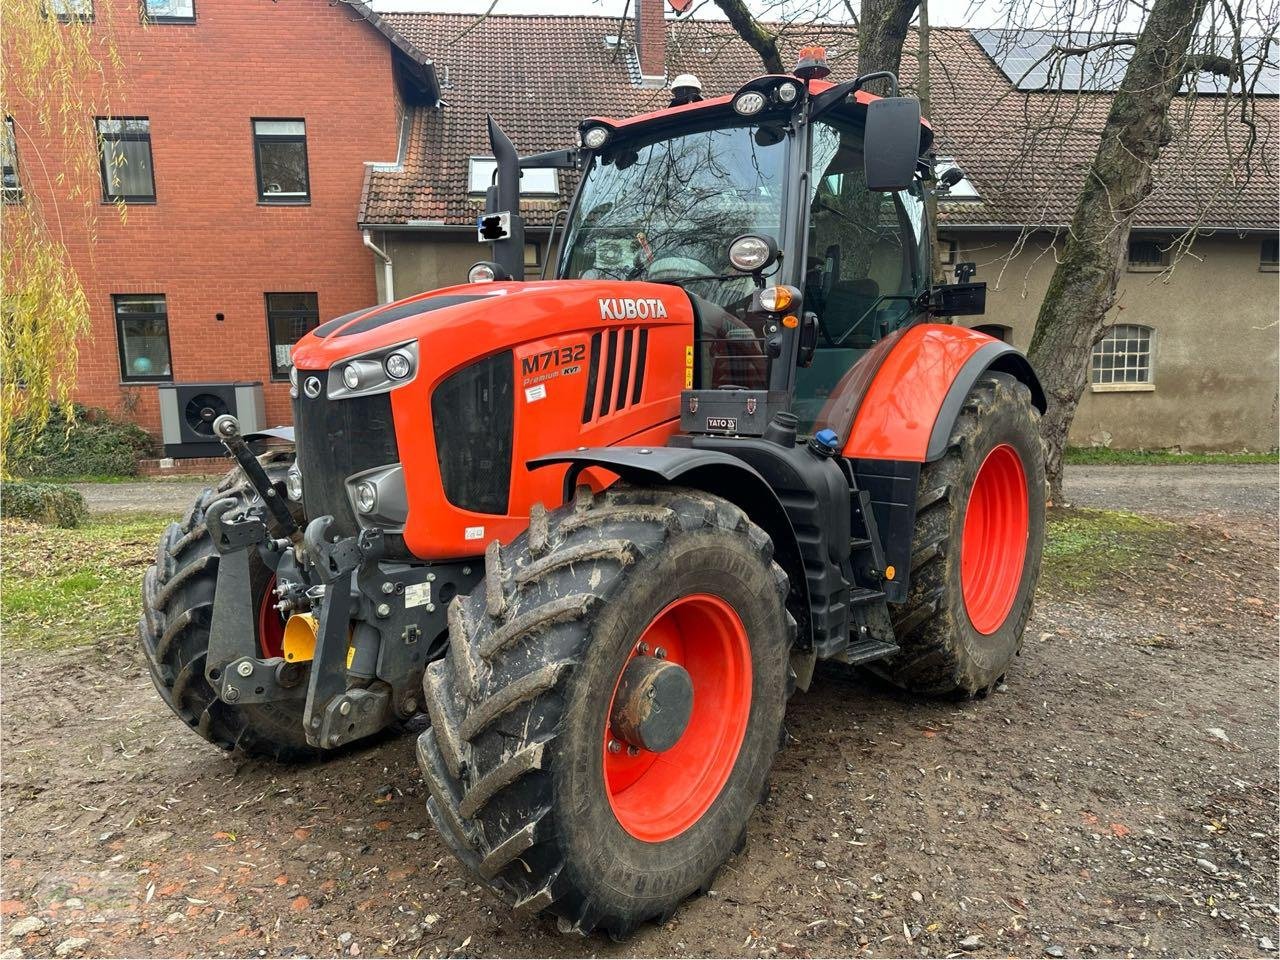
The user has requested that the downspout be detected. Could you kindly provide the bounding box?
[362,230,394,304]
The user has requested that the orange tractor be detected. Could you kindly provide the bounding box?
[139,52,1045,938]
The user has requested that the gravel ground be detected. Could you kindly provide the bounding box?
[72,478,219,517]
[75,464,1279,520]
[1063,464,1278,521]
[6,469,1275,959]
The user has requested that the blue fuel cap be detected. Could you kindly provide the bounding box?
[810,428,840,457]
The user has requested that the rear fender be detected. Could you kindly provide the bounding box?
[528,447,814,650]
[842,323,1045,463]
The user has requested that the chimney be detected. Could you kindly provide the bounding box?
[635,0,667,88]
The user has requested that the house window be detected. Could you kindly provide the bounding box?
[1091,323,1153,390]
[114,295,173,382]
[97,118,155,203]
[253,120,309,203]
[265,293,319,379]
[973,323,1010,343]
[933,158,979,199]
[1261,235,1278,272]
[2,118,21,203]
[1126,237,1168,272]
[938,237,957,265]
[467,158,559,196]
[47,0,93,20]
[524,241,541,270]
[142,0,194,22]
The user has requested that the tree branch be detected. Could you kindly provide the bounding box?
[712,0,785,73]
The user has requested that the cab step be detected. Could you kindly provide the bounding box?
[836,637,900,666]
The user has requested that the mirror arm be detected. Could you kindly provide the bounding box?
[809,71,902,120]
[519,148,582,171]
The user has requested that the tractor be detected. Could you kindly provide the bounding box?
[138,49,1046,939]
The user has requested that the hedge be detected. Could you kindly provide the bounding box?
[6,405,156,479]
[1,480,89,528]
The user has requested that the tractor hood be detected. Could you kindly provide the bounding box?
[290,279,691,375]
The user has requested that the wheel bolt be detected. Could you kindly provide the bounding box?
[607,739,622,754]
[654,647,667,659]
[638,642,650,655]
[627,745,640,757]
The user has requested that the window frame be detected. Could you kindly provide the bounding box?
[252,118,310,205]
[1126,236,1169,273]
[140,0,195,23]
[1090,323,1155,392]
[113,293,174,383]
[3,117,22,204]
[1260,234,1279,272]
[264,292,320,380]
[46,0,93,22]
[467,156,560,197]
[97,117,156,204]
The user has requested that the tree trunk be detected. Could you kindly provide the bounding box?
[858,0,919,92]
[712,0,784,74]
[1027,0,1211,503]
[915,0,943,289]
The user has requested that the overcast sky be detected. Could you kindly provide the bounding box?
[365,0,1023,29]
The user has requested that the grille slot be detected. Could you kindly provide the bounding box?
[582,326,649,423]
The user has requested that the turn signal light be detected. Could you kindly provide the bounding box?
[782,314,799,329]
[759,286,794,312]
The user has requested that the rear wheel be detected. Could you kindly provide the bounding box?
[137,450,320,761]
[874,372,1045,696]
[417,485,793,938]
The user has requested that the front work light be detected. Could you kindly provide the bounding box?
[733,91,766,116]
[342,364,362,391]
[776,81,799,103]
[728,234,778,273]
[582,126,611,149]
[384,351,412,380]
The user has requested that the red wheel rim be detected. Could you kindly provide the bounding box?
[258,575,286,659]
[604,594,752,843]
[961,443,1029,635]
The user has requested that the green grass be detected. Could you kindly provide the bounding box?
[1043,507,1177,591]
[1064,446,1278,466]
[29,473,224,484]
[1,512,170,653]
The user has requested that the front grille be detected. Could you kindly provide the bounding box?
[432,352,513,515]
[293,382,399,538]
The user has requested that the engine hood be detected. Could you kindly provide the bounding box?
[290,279,689,373]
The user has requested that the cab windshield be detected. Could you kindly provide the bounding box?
[558,121,788,307]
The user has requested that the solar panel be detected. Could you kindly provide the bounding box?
[972,28,1279,96]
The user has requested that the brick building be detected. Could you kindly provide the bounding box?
[5,0,437,434]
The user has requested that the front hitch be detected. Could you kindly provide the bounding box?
[213,414,298,540]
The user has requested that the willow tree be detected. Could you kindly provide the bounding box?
[1,0,122,474]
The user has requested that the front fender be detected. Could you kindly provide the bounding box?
[842,324,1044,463]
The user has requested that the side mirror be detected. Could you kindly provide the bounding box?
[863,97,921,193]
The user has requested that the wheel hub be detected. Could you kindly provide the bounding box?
[609,656,694,753]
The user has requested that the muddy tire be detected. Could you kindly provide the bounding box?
[874,372,1045,696]
[417,484,793,939]
[137,449,319,761]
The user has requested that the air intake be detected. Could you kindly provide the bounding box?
[582,327,649,423]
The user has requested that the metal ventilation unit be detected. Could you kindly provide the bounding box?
[158,382,265,458]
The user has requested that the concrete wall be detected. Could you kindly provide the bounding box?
[381,228,1279,452]
[947,230,1279,452]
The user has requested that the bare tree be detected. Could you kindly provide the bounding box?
[1013,0,1262,500]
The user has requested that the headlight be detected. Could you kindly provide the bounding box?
[355,481,377,514]
[286,465,303,501]
[342,364,361,390]
[468,262,498,283]
[582,125,610,149]
[728,234,777,273]
[759,286,794,312]
[733,91,766,116]
[384,351,412,380]
[776,81,799,103]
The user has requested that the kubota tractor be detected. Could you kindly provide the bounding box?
[138,52,1046,938]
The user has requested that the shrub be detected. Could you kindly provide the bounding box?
[6,405,156,479]
[1,480,89,528]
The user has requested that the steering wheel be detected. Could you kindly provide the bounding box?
[643,256,717,281]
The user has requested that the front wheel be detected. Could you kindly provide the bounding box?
[416,485,793,938]
[873,371,1046,696]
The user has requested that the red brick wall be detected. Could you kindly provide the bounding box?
[636,0,667,80]
[8,0,402,433]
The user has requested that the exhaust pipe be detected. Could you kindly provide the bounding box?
[487,116,526,282]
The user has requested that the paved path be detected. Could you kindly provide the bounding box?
[75,463,1278,521]
[1062,463,1277,521]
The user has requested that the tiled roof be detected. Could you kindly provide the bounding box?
[359,14,1278,232]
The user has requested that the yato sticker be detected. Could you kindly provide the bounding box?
[525,384,547,403]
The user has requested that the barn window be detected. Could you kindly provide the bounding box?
[1091,324,1154,391]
